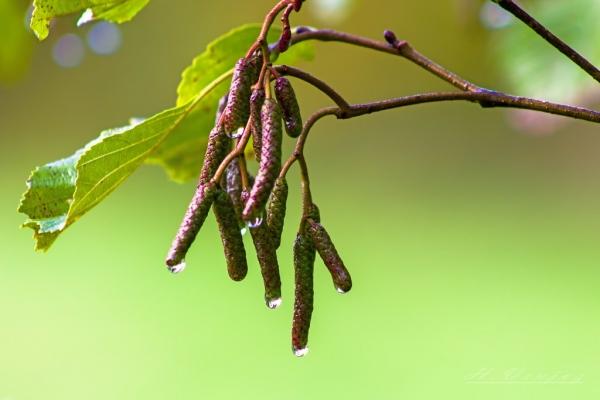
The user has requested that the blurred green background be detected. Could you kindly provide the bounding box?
[2,0,600,399]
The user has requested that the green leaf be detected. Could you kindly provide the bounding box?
[30,0,149,40]
[148,24,315,183]
[0,1,34,81]
[19,108,179,250]
[494,0,600,103]
[19,24,315,250]
[19,154,79,250]
[18,71,229,251]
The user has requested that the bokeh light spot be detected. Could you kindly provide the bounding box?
[309,0,356,25]
[480,2,513,30]
[52,34,85,68]
[87,22,122,55]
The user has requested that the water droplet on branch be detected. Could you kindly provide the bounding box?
[226,127,244,139]
[248,217,263,229]
[293,347,309,357]
[168,260,187,274]
[267,297,282,309]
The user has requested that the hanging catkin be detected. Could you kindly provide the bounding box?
[266,177,288,249]
[307,219,352,293]
[274,77,303,138]
[213,188,248,281]
[243,99,283,221]
[291,227,316,356]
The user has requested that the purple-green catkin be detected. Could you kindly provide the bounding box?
[166,181,218,269]
[243,99,283,221]
[242,190,282,308]
[278,25,292,53]
[222,58,258,135]
[250,221,283,308]
[291,227,316,355]
[274,77,303,138]
[306,220,352,293]
[199,126,232,184]
[213,189,248,281]
[266,177,288,249]
[250,88,266,162]
[224,160,245,228]
[166,125,230,270]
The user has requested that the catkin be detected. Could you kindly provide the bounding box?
[224,160,245,227]
[274,77,303,138]
[166,124,231,270]
[291,228,316,355]
[266,177,288,249]
[222,58,258,135]
[250,88,266,162]
[278,25,292,53]
[249,220,283,308]
[213,189,248,281]
[166,182,218,269]
[243,99,283,221]
[307,220,352,293]
[199,126,232,184]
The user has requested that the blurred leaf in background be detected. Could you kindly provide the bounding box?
[0,0,34,82]
[490,0,600,133]
[30,0,150,40]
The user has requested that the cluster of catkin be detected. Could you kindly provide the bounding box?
[164,2,349,357]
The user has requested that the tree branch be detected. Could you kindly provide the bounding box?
[276,89,600,183]
[286,28,600,123]
[241,12,600,197]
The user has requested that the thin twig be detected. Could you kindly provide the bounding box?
[493,0,600,84]
[246,0,290,58]
[278,108,337,181]
[291,28,479,92]
[339,91,600,122]
[297,155,313,216]
[211,115,256,184]
[273,65,350,109]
